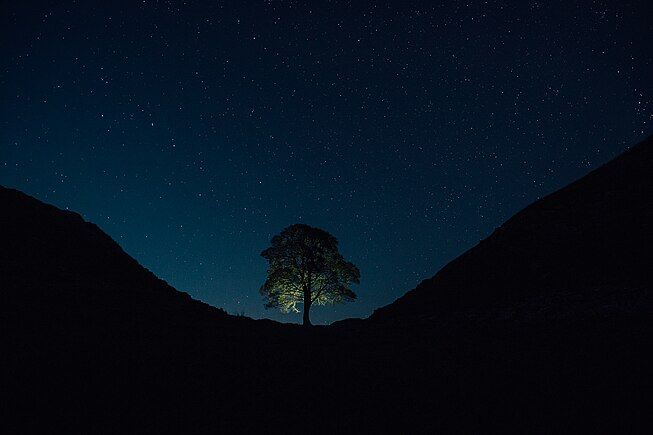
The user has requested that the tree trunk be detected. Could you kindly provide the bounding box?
[303,288,312,326]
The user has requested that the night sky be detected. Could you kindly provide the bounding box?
[1,1,651,324]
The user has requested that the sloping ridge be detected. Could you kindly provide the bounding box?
[0,185,228,327]
[372,135,653,322]
[0,185,284,433]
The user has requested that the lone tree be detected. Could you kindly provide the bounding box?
[260,224,360,326]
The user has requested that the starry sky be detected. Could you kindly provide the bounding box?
[1,1,651,324]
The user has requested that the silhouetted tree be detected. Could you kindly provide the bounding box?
[260,224,360,326]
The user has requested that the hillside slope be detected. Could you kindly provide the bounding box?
[0,185,222,318]
[372,135,653,323]
[0,185,288,432]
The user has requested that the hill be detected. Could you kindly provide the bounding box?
[1,185,228,322]
[371,135,653,324]
[0,185,290,432]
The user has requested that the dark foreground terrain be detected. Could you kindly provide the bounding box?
[2,136,652,433]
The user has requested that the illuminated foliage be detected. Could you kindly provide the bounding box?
[260,224,360,326]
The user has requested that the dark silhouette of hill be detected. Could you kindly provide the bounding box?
[1,185,228,321]
[371,135,652,324]
[1,135,652,433]
[0,185,292,432]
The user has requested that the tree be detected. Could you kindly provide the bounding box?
[260,224,360,326]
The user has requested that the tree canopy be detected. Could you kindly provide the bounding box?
[260,224,360,326]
